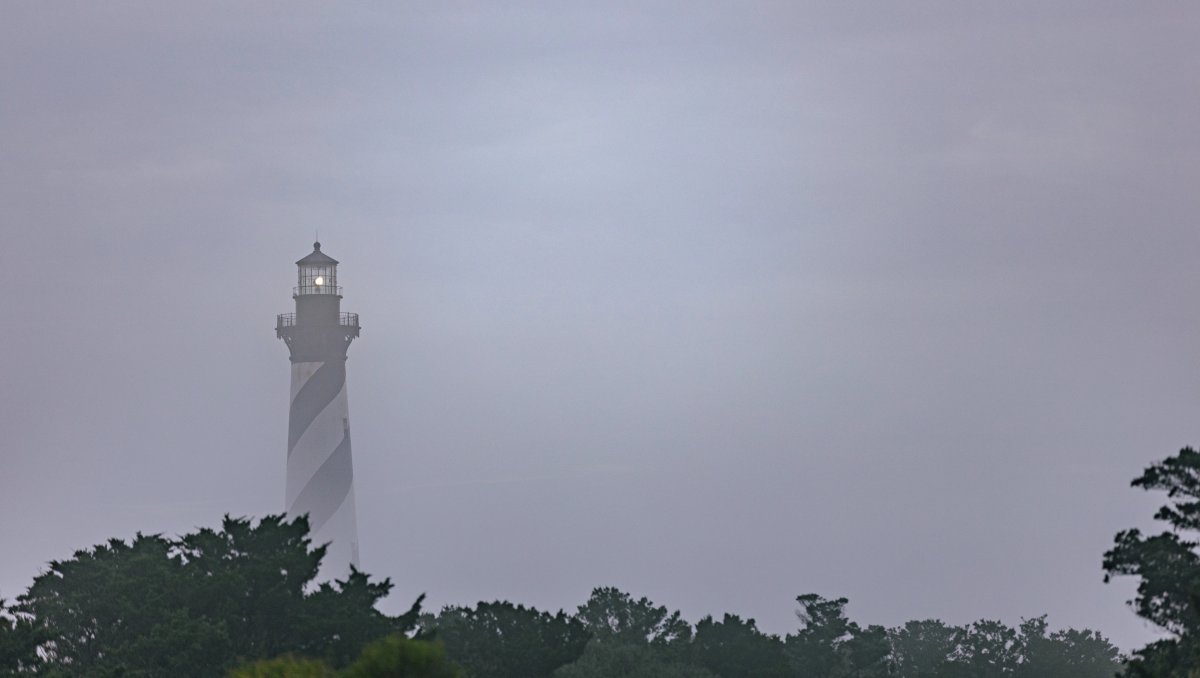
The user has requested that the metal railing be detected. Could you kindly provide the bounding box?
[276,313,359,328]
[293,284,343,296]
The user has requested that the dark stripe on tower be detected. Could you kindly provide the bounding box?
[287,361,346,456]
[290,431,353,533]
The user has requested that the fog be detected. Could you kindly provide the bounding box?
[2,2,1198,650]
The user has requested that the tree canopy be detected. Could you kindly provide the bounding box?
[422,601,591,678]
[0,511,1131,677]
[12,514,420,677]
[1105,446,1200,676]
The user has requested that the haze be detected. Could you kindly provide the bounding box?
[2,3,1197,651]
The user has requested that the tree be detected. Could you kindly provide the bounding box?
[16,514,421,676]
[1105,447,1200,675]
[889,619,957,678]
[785,594,891,678]
[942,620,1020,678]
[558,587,707,678]
[555,642,717,678]
[886,616,1121,678]
[427,601,590,678]
[341,636,463,678]
[692,613,791,678]
[232,637,463,678]
[786,594,856,676]
[19,531,229,676]
[1014,616,1121,678]
[574,587,692,647]
[0,598,45,674]
[844,624,894,678]
[231,655,338,678]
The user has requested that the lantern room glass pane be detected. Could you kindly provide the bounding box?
[297,264,337,295]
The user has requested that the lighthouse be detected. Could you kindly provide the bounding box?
[276,242,362,577]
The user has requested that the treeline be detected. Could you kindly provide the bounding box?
[0,514,1120,677]
[424,589,1121,678]
[0,516,422,677]
[12,445,1200,677]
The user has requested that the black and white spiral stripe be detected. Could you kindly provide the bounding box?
[286,359,360,573]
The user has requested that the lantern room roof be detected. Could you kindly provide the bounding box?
[296,241,339,266]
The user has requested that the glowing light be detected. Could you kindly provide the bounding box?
[314,276,324,286]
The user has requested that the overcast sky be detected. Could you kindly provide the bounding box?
[2,2,1198,650]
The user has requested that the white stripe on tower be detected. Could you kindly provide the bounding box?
[286,359,360,576]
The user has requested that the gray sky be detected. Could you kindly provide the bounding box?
[2,2,1197,650]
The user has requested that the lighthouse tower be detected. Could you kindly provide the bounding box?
[276,242,362,577]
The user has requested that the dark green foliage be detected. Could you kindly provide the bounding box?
[558,588,707,678]
[230,655,338,678]
[175,514,323,660]
[555,642,716,678]
[1015,616,1122,678]
[1104,447,1200,636]
[784,594,893,677]
[14,515,420,677]
[784,594,858,677]
[554,592,1121,678]
[692,613,791,678]
[0,509,1133,678]
[941,620,1020,678]
[890,620,957,678]
[574,587,692,647]
[1106,529,1200,636]
[1105,447,1200,676]
[1119,638,1200,678]
[427,601,590,678]
[341,636,463,678]
[306,570,423,668]
[887,616,1123,678]
[844,624,893,678]
[0,599,45,674]
[231,637,462,678]
[20,532,228,676]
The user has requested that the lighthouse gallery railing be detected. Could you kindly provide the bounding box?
[276,312,359,329]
